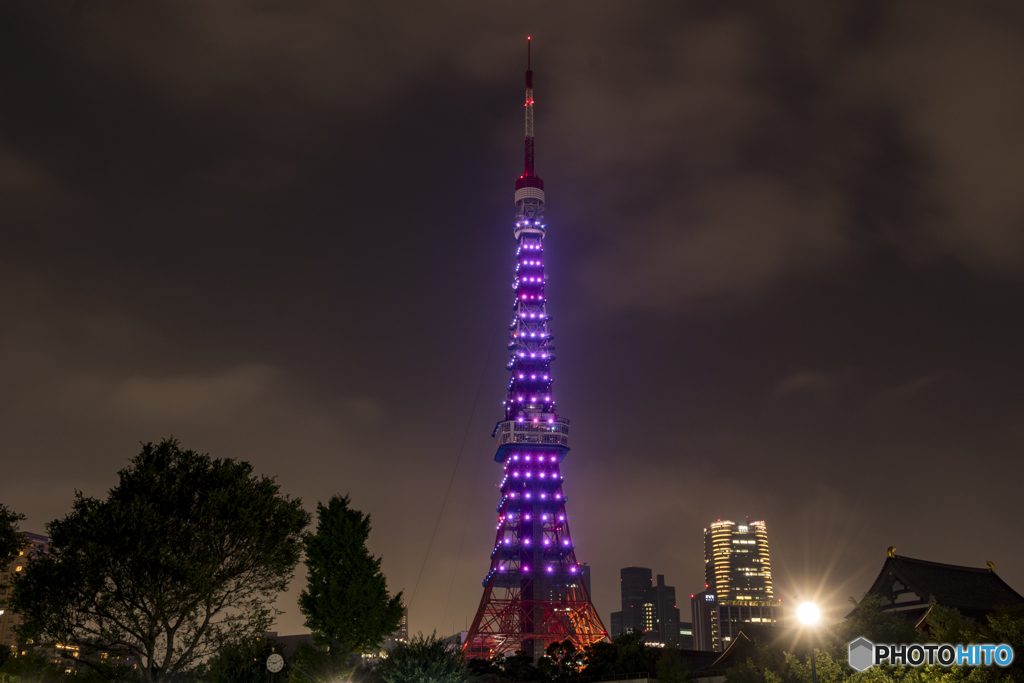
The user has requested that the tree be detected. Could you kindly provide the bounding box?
[11,438,311,683]
[0,505,28,598]
[655,648,690,683]
[499,651,542,682]
[539,640,583,679]
[837,594,918,646]
[297,495,404,654]
[373,633,467,683]
[196,633,286,683]
[0,648,67,683]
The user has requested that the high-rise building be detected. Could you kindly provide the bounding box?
[690,591,716,651]
[694,519,778,651]
[609,568,681,647]
[648,575,681,647]
[1,532,48,651]
[610,566,652,637]
[463,38,607,661]
[678,622,694,650]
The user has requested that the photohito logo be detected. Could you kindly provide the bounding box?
[848,638,1014,671]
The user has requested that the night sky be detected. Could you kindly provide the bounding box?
[3,1,1024,639]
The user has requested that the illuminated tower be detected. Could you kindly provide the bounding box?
[464,38,608,661]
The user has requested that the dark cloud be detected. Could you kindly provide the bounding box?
[2,0,1023,639]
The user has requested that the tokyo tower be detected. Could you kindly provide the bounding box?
[464,38,608,661]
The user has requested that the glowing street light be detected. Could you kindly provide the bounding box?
[797,601,820,625]
[798,602,820,683]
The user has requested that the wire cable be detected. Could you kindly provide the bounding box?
[409,316,503,612]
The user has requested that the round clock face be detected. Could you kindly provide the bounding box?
[266,654,285,673]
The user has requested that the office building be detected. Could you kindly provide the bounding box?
[693,519,778,651]
[609,567,682,647]
[678,622,694,650]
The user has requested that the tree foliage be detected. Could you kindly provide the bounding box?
[655,648,691,683]
[0,504,28,599]
[723,596,1024,683]
[538,640,583,679]
[579,630,658,678]
[11,438,310,683]
[195,634,286,683]
[298,494,404,654]
[374,632,467,683]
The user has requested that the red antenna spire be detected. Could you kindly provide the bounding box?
[524,36,535,176]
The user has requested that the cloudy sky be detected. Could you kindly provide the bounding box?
[3,0,1024,637]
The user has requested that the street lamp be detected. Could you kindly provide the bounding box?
[797,602,820,683]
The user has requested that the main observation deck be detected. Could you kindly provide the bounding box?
[493,416,569,462]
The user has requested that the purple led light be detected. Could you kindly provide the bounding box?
[570,567,577,573]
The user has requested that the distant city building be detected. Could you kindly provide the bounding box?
[647,575,681,647]
[610,566,652,638]
[678,621,694,650]
[693,519,779,652]
[609,567,681,647]
[1,532,48,651]
[690,591,716,651]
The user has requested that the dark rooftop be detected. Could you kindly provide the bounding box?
[867,553,1024,616]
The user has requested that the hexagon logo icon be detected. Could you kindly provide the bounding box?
[848,637,874,672]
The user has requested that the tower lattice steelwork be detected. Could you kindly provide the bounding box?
[464,38,608,661]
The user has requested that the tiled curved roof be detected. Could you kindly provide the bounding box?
[868,555,1024,611]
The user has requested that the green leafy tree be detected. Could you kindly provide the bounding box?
[11,438,310,683]
[196,634,286,683]
[538,640,583,679]
[298,494,403,653]
[465,653,505,683]
[374,632,468,683]
[0,505,28,600]
[838,594,919,646]
[611,630,658,676]
[655,648,691,683]
[0,649,67,683]
[499,651,542,682]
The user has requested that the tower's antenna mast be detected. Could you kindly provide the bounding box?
[524,36,535,177]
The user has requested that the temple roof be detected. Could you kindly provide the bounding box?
[866,553,1024,616]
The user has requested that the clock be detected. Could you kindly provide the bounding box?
[266,654,285,673]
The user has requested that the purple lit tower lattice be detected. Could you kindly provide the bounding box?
[463,38,608,661]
